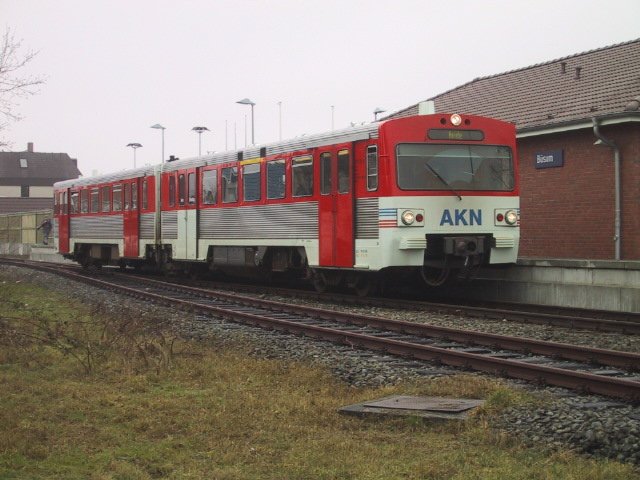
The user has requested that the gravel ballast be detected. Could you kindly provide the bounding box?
[3,264,640,465]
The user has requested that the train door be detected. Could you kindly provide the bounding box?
[57,189,71,253]
[318,144,354,267]
[176,168,198,260]
[123,179,140,257]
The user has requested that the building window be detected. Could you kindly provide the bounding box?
[20,185,29,198]
[266,160,285,199]
[243,163,261,202]
[19,158,27,168]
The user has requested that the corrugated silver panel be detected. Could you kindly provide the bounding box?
[140,213,155,239]
[356,198,379,239]
[70,215,123,239]
[161,211,177,239]
[199,202,318,239]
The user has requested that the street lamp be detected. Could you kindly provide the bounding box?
[236,98,255,145]
[150,124,166,163]
[192,126,209,156]
[373,107,386,121]
[126,142,142,168]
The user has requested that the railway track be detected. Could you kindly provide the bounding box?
[2,258,640,401]
[162,275,640,334]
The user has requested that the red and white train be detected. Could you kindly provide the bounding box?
[54,112,520,294]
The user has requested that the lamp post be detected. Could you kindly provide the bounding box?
[126,142,142,168]
[192,126,209,156]
[373,107,386,121]
[236,98,255,145]
[150,124,166,163]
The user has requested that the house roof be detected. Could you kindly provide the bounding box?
[386,38,640,132]
[0,149,82,186]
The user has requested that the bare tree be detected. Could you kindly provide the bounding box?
[0,28,45,146]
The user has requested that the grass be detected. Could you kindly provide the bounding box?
[0,272,638,479]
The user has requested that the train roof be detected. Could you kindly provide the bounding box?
[55,121,381,189]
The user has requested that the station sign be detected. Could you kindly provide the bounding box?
[535,150,564,169]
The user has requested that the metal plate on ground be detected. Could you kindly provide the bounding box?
[364,395,484,413]
[340,395,485,421]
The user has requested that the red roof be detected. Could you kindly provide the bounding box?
[387,39,640,131]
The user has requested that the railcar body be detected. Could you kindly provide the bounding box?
[54,113,520,294]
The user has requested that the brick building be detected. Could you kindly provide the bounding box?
[0,143,82,214]
[387,39,640,261]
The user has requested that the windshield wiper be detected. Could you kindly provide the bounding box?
[424,163,462,200]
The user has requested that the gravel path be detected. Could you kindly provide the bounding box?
[3,265,640,465]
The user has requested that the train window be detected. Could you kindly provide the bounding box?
[366,146,378,191]
[142,180,148,210]
[90,188,99,213]
[292,155,313,197]
[243,163,261,202]
[222,167,238,203]
[62,191,67,213]
[168,176,176,207]
[101,186,110,212]
[113,184,123,211]
[178,174,186,206]
[123,183,130,210]
[54,192,59,214]
[70,192,79,214]
[202,169,217,205]
[188,173,196,205]
[338,149,350,194]
[80,190,89,213]
[396,144,515,191]
[266,160,285,199]
[131,182,138,210]
[320,153,332,195]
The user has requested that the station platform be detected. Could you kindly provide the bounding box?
[452,258,639,314]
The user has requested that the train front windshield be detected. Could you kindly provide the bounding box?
[396,144,515,191]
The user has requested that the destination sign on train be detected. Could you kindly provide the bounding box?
[428,129,484,141]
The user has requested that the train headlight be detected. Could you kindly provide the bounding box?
[505,210,518,225]
[450,114,462,126]
[401,210,415,225]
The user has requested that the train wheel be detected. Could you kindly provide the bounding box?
[311,270,328,293]
[354,274,378,297]
[420,266,451,287]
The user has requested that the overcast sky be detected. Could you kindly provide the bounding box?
[2,0,639,176]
